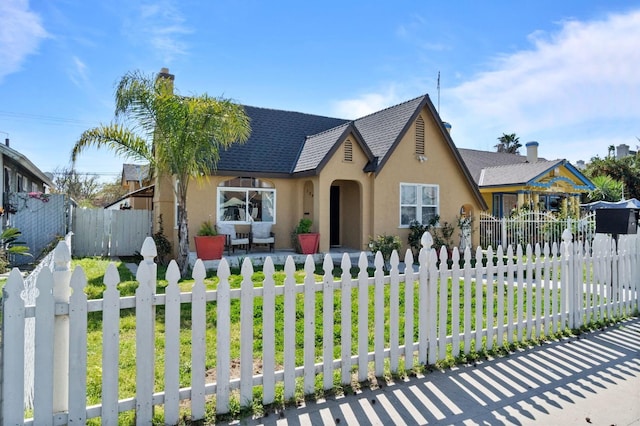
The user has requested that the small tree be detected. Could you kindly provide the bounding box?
[0,227,31,273]
[72,70,251,275]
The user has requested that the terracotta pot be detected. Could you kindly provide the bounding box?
[297,233,320,254]
[194,235,226,260]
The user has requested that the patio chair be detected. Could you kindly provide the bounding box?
[216,223,250,255]
[251,222,275,252]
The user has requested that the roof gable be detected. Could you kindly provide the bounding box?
[353,95,428,170]
[293,123,374,174]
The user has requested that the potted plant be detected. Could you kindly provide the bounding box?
[292,218,319,254]
[194,220,226,260]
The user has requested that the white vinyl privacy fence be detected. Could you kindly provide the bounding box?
[1,230,639,424]
[72,209,152,257]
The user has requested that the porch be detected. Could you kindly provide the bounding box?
[188,247,374,270]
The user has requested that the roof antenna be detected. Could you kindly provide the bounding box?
[437,71,441,114]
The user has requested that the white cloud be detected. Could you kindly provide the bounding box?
[68,56,88,87]
[447,9,640,145]
[0,0,48,81]
[128,0,192,64]
[332,87,403,119]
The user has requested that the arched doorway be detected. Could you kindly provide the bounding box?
[330,180,361,249]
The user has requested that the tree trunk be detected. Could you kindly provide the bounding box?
[177,203,190,277]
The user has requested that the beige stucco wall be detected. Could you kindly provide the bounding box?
[316,136,373,251]
[371,110,483,251]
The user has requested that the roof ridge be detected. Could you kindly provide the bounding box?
[353,94,428,122]
[242,104,346,121]
[305,121,351,139]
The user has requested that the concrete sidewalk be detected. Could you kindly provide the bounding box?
[231,317,640,426]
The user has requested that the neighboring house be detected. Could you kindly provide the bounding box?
[105,163,153,210]
[459,142,594,218]
[154,75,487,254]
[0,138,68,264]
[0,138,54,214]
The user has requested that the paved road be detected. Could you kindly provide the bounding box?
[229,317,640,426]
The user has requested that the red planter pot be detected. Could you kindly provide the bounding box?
[297,233,320,254]
[194,235,226,260]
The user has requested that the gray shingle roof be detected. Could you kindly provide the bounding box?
[458,149,528,184]
[479,160,564,186]
[215,106,349,175]
[353,95,427,160]
[293,123,351,173]
[216,96,429,176]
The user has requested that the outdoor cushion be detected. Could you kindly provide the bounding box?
[252,222,272,239]
[217,223,236,239]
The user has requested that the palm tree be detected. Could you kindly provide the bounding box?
[494,133,522,154]
[587,175,623,202]
[72,69,251,275]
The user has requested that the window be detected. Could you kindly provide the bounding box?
[344,139,353,162]
[218,178,276,223]
[16,174,24,193]
[400,183,438,226]
[4,168,10,193]
[415,116,425,155]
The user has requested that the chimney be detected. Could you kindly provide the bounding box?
[442,122,452,134]
[525,141,539,163]
[616,144,630,159]
[4,138,8,147]
[156,67,175,93]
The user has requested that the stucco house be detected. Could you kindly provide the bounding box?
[154,73,487,255]
[459,142,594,218]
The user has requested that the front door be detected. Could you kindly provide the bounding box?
[330,186,340,246]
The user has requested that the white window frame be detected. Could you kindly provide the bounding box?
[399,182,439,227]
[217,186,276,224]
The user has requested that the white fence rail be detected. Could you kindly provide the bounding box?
[479,211,597,249]
[2,230,639,424]
[71,209,152,257]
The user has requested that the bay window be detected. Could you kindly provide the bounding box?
[400,183,439,226]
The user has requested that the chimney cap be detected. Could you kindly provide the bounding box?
[525,141,539,147]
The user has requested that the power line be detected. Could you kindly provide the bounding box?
[0,111,99,127]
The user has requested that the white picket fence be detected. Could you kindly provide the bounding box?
[71,209,152,257]
[1,230,639,424]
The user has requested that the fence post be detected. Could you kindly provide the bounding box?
[0,275,3,424]
[561,229,575,330]
[52,241,72,413]
[501,217,507,247]
[137,237,157,420]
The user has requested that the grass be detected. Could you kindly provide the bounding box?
[17,256,635,424]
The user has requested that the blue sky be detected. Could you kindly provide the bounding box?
[1,1,638,183]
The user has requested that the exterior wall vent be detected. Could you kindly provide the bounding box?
[415,116,425,155]
[344,139,353,162]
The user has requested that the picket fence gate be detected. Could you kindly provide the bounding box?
[71,209,152,257]
[1,230,639,425]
